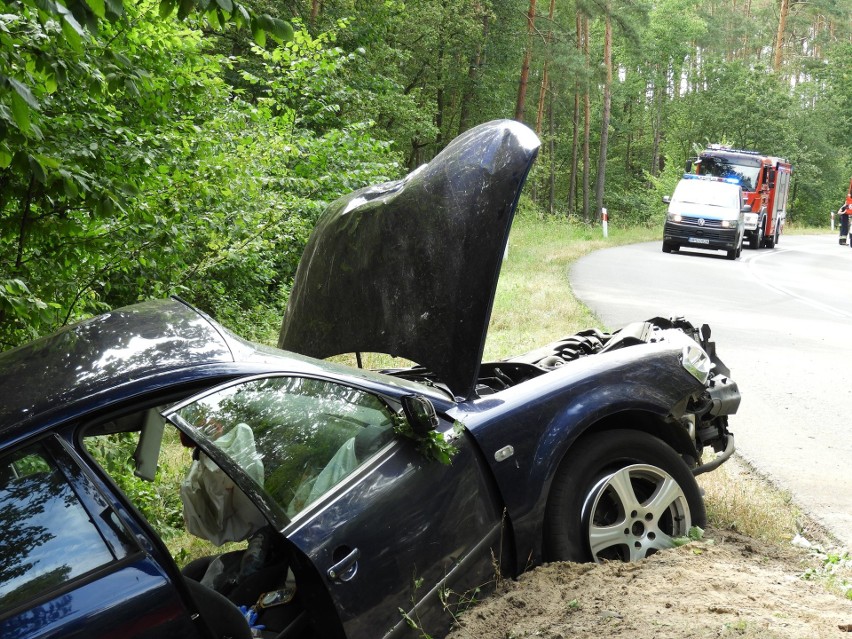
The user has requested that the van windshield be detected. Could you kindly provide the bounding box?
[698,157,760,191]
[672,181,740,210]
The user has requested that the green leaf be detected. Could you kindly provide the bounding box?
[60,15,84,52]
[28,155,46,183]
[85,0,105,18]
[266,17,294,44]
[103,0,124,18]
[158,0,175,18]
[252,22,266,47]
[10,92,31,133]
[234,3,250,27]
[64,177,80,198]
[214,0,232,13]
[177,0,195,20]
[8,78,39,109]
[0,147,11,169]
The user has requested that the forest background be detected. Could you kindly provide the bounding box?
[1,0,851,348]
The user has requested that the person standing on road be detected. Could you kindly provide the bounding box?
[839,203,850,246]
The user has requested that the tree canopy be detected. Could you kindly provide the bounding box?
[1,0,850,347]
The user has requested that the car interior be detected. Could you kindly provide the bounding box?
[81,406,320,639]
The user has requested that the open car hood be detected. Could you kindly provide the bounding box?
[279,120,540,399]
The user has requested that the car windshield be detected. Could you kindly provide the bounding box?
[698,157,760,191]
[166,376,396,523]
[672,181,740,210]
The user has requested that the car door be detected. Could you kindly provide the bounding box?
[168,374,506,639]
[0,436,203,639]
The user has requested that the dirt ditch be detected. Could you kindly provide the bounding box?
[447,528,852,639]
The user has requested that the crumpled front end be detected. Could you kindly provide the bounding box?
[607,316,740,475]
[507,315,740,474]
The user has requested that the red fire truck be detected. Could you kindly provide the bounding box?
[687,145,792,250]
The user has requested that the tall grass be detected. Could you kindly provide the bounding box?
[485,213,659,358]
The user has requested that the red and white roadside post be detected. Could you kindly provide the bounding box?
[602,207,609,238]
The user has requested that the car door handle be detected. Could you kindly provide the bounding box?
[327,547,360,582]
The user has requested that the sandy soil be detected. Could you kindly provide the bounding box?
[447,528,852,639]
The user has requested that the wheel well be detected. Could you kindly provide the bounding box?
[570,410,698,466]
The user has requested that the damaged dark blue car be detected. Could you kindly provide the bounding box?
[0,120,739,639]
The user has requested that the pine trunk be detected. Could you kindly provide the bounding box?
[515,0,537,121]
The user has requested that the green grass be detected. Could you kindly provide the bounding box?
[485,214,659,359]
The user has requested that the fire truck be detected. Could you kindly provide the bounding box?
[686,145,792,250]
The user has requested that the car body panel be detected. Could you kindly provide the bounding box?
[280,428,503,639]
[279,119,540,400]
[454,342,704,572]
[0,298,237,433]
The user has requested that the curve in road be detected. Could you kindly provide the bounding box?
[570,234,852,551]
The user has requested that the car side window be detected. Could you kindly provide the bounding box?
[168,376,397,522]
[0,442,118,614]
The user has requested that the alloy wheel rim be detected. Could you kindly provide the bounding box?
[583,464,692,562]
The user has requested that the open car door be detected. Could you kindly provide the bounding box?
[167,374,507,638]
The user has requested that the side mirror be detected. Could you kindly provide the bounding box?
[741,204,752,213]
[401,395,439,437]
[662,196,671,204]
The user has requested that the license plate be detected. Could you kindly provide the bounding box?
[688,237,710,245]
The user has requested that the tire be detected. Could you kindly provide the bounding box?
[661,242,672,254]
[544,430,705,563]
[736,244,742,258]
[726,249,737,260]
[766,226,779,249]
[748,223,763,250]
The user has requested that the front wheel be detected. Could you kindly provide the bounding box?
[726,248,737,260]
[749,224,763,249]
[544,430,705,563]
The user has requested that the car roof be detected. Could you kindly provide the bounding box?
[0,297,451,437]
[0,298,238,433]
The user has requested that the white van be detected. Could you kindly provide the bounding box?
[662,174,748,260]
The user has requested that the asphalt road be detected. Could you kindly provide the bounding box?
[570,233,852,551]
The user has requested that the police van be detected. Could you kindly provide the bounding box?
[662,174,748,260]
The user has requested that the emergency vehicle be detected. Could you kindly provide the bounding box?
[662,174,747,260]
[687,145,792,250]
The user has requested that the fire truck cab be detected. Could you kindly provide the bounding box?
[688,145,792,250]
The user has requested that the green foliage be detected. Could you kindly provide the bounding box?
[0,13,399,347]
[87,432,185,537]
[392,415,462,466]
[1,0,851,348]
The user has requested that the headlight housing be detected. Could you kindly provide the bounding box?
[667,212,683,223]
[681,343,711,384]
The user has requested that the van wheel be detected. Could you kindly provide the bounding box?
[726,249,737,260]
